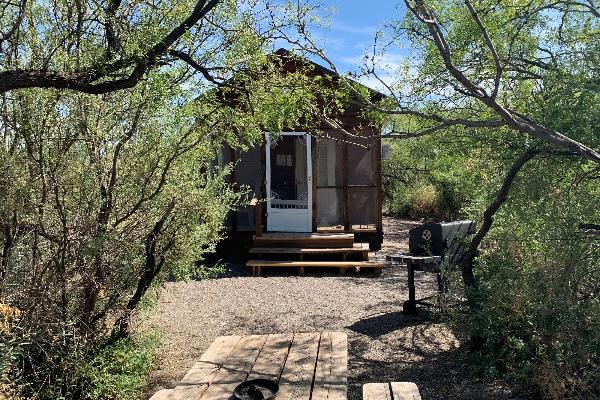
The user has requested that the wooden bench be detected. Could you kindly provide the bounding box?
[363,382,421,400]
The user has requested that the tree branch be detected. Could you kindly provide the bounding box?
[112,200,176,339]
[0,0,221,94]
[401,0,600,165]
[461,148,539,286]
[463,0,502,98]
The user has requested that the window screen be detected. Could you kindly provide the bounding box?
[347,145,374,185]
[235,148,262,231]
[316,138,343,187]
[348,187,376,227]
[316,188,344,228]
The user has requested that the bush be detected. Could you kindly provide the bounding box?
[463,251,600,399]
[85,335,159,400]
[387,134,600,399]
[383,139,474,221]
[2,323,159,400]
[455,160,600,399]
[388,179,464,221]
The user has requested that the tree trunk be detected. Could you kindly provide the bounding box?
[112,201,175,340]
[0,213,18,300]
[461,148,539,287]
[0,230,14,300]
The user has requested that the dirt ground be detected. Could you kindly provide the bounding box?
[142,217,528,400]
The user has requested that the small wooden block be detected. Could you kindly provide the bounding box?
[363,383,392,400]
[391,382,421,400]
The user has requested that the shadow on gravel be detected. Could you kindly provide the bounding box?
[347,310,431,338]
[345,313,533,400]
[348,347,528,400]
[346,325,531,400]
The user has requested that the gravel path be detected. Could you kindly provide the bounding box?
[142,217,526,400]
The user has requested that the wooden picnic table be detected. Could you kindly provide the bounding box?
[150,332,348,400]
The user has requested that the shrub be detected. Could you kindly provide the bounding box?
[84,335,159,400]
[2,323,160,400]
[388,179,464,221]
[462,252,600,399]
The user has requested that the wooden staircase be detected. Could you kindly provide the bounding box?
[246,233,384,276]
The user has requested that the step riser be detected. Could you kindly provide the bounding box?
[252,238,354,249]
[249,243,370,262]
[249,254,368,262]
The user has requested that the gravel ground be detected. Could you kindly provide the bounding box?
[142,217,527,400]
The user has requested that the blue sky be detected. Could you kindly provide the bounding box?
[307,1,408,86]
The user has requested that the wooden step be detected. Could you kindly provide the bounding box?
[249,242,369,255]
[246,260,384,276]
[253,233,354,249]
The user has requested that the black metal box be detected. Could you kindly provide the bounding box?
[408,221,476,263]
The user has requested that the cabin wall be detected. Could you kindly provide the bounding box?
[222,129,383,248]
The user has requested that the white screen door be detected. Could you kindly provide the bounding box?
[266,133,312,232]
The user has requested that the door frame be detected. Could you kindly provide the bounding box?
[265,132,313,232]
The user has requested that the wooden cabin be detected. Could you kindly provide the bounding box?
[219,50,385,273]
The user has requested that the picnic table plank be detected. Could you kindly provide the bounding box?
[246,333,293,381]
[363,383,392,400]
[200,334,268,400]
[160,335,242,400]
[391,382,421,400]
[277,332,321,400]
[312,331,347,400]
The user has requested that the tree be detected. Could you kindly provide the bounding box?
[0,1,342,398]
[293,0,600,285]
[342,1,599,395]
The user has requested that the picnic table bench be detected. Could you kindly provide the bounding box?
[363,382,421,400]
[150,332,347,400]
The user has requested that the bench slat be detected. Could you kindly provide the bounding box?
[200,335,268,400]
[246,333,292,381]
[312,331,347,400]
